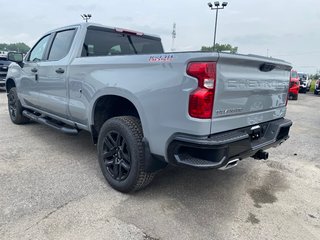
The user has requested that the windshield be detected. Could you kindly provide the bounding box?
[291,71,298,78]
[298,73,307,79]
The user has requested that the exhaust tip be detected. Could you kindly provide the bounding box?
[218,158,239,170]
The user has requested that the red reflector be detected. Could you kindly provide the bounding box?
[187,62,216,119]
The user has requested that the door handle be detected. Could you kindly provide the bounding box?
[31,68,38,73]
[55,68,65,74]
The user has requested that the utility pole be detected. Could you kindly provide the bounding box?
[171,23,176,52]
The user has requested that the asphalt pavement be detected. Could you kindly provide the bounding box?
[0,91,319,240]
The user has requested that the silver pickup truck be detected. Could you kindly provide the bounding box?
[6,23,292,192]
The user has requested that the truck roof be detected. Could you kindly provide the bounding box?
[44,22,161,39]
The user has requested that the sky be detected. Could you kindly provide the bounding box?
[1,0,320,74]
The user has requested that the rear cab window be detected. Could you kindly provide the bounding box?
[81,26,163,57]
[291,71,298,78]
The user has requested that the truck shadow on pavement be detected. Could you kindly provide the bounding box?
[115,161,253,239]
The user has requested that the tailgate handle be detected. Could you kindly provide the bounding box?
[260,63,276,72]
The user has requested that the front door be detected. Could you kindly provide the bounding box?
[36,29,76,119]
[19,34,51,108]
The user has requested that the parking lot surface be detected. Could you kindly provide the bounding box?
[0,91,319,240]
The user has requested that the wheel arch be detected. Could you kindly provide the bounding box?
[89,91,150,144]
[5,78,16,93]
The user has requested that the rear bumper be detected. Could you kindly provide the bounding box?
[167,118,292,169]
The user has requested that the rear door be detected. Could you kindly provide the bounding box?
[211,53,291,134]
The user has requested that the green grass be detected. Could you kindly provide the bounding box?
[310,80,316,92]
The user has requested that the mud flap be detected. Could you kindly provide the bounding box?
[143,138,168,172]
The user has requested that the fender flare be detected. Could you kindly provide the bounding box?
[88,87,151,141]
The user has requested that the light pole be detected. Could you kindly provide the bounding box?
[81,14,92,22]
[208,2,228,51]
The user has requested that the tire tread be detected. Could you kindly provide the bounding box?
[8,87,29,124]
[98,116,155,193]
[118,116,155,192]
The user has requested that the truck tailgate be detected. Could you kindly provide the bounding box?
[211,53,291,134]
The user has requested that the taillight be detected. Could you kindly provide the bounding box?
[187,62,216,119]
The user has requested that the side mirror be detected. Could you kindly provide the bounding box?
[7,52,23,63]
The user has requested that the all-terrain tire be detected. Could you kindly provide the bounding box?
[7,87,29,124]
[97,116,155,193]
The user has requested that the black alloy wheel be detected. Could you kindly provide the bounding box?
[8,90,17,120]
[102,131,131,181]
[97,116,155,193]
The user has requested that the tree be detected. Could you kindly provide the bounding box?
[0,42,30,54]
[309,73,320,80]
[201,43,238,53]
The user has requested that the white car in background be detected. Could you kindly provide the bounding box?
[298,72,311,93]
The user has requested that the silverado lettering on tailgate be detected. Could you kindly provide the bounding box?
[227,79,288,90]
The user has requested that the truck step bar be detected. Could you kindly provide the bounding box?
[22,110,79,135]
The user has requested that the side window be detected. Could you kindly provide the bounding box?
[29,35,51,62]
[48,29,76,61]
[130,35,164,54]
